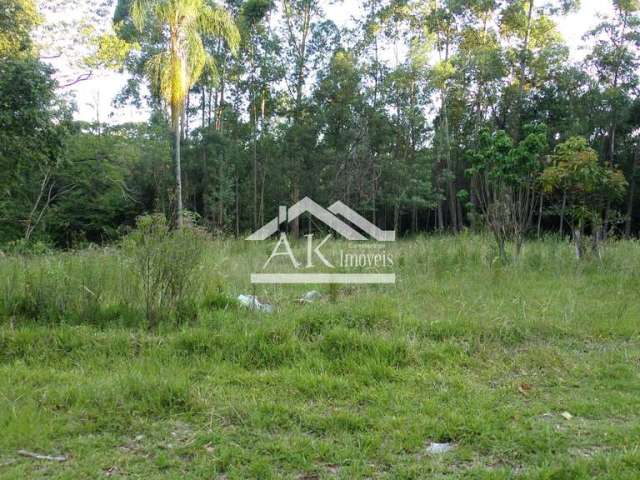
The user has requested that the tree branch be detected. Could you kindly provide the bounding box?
[58,71,93,89]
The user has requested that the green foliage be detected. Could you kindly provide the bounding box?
[3,0,640,246]
[0,57,72,243]
[467,124,548,256]
[0,0,40,59]
[542,136,628,228]
[123,214,207,328]
[47,129,140,246]
[240,0,275,30]
[1,236,640,477]
[468,123,548,186]
[0,249,141,326]
[8,0,626,242]
[202,290,238,311]
[2,239,52,256]
[128,0,240,126]
[84,25,138,70]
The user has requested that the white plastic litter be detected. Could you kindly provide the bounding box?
[237,294,273,313]
[300,290,322,303]
[425,442,454,455]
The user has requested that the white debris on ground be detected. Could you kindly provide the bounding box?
[237,294,273,313]
[425,442,455,455]
[299,290,322,303]
[17,450,68,462]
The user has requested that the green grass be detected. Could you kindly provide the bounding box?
[1,235,640,478]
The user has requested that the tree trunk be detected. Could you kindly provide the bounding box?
[372,175,377,225]
[603,201,610,241]
[442,86,457,233]
[291,183,300,237]
[184,94,190,139]
[393,203,400,234]
[625,143,639,238]
[537,192,544,239]
[218,158,224,229]
[235,177,240,238]
[592,215,602,260]
[412,205,417,233]
[260,159,266,227]
[515,237,523,258]
[250,40,258,231]
[498,236,506,261]
[201,88,208,220]
[175,119,183,229]
[216,64,225,132]
[513,0,534,141]
[253,122,258,231]
[559,191,566,238]
[283,0,312,239]
[202,86,206,129]
[574,218,584,260]
[208,86,213,126]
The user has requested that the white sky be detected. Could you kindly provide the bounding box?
[42,0,614,124]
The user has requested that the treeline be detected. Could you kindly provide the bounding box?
[1,0,639,249]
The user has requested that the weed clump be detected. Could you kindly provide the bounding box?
[123,214,207,328]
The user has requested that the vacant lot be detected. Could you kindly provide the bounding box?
[1,236,639,479]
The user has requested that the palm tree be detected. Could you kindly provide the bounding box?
[131,0,240,228]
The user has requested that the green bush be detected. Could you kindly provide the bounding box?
[202,290,238,311]
[2,239,52,256]
[123,214,207,328]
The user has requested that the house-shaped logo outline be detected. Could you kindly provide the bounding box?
[246,197,395,242]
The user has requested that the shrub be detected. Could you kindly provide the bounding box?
[123,214,207,328]
[2,239,52,256]
[202,290,238,311]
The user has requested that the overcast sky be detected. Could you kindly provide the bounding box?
[44,0,614,124]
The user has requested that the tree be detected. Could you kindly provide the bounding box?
[624,100,640,236]
[279,0,337,236]
[238,0,277,230]
[542,137,628,259]
[5,0,640,242]
[281,0,315,237]
[408,0,464,232]
[0,58,71,243]
[0,0,39,59]
[47,125,143,246]
[585,0,640,164]
[585,0,640,236]
[467,124,548,258]
[128,0,240,228]
[499,0,578,139]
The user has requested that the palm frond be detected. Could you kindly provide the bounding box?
[200,5,241,54]
[144,51,170,98]
[130,0,152,32]
[202,54,220,87]
[185,30,207,88]
[137,0,239,125]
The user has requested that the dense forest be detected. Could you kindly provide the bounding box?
[1,0,639,249]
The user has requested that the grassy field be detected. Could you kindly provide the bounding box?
[1,235,639,479]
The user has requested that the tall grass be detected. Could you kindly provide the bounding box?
[1,235,640,478]
[1,234,639,334]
